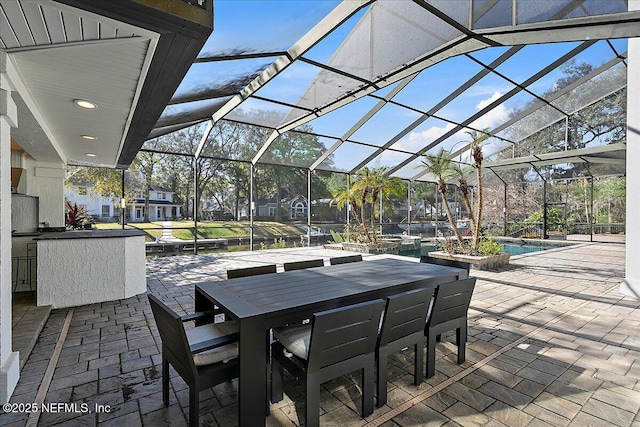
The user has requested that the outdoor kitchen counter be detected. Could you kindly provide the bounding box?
[35,230,146,308]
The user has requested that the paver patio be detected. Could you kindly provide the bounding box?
[1,242,638,426]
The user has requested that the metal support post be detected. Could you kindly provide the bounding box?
[193,159,199,254]
[307,169,311,247]
[379,195,383,237]
[503,183,507,237]
[121,169,126,230]
[590,176,594,242]
[434,184,438,239]
[250,165,254,250]
[407,181,412,236]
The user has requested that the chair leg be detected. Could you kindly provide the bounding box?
[266,333,271,416]
[456,325,467,364]
[271,359,284,403]
[414,342,424,385]
[189,385,199,427]
[362,364,374,418]
[376,349,388,407]
[305,374,320,427]
[426,333,437,379]
[162,355,169,407]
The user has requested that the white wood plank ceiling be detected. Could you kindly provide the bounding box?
[1,0,159,166]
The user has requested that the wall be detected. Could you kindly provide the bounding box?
[0,50,20,403]
[20,157,65,228]
[621,1,640,299]
[37,235,146,309]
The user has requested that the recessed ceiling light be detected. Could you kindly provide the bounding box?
[81,135,96,140]
[85,153,97,157]
[74,99,98,109]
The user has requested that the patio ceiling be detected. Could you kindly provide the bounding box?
[2,0,212,168]
[143,0,638,182]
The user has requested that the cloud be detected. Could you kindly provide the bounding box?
[385,92,513,157]
[394,122,456,152]
[471,91,511,130]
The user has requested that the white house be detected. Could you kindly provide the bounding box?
[238,194,308,220]
[129,185,182,222]
[65,184,181,222]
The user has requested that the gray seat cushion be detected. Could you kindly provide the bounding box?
[273,324,312,360]
[186,321,239,366]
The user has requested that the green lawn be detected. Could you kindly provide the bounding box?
[94,220,304,240]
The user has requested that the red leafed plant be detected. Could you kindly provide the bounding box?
[65,202,94,230]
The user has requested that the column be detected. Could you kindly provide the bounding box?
[621,4,640,299]
[0,50,20,403]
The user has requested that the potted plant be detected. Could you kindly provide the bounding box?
[65,201,95,230]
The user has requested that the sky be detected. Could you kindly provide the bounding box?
[166,1,629,175]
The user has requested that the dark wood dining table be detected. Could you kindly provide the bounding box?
[194,256,465,427]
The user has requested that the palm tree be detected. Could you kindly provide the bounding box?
[421,149,464,245]
[451,163,476,235]
[368,167,405,238]
[465,130,490,251]
[330,184,363,234]
[330,167,405,244]
[351,167,373,242]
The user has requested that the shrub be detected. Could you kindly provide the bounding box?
[478,237,502,255]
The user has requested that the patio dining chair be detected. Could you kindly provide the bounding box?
[227,264,277,279]
[420,255,471,278]
[376,286,433,407]
[329,254,363,265]
[424,278,476,378]
[148,294,239,427]
[271,299,385,427]
[283,258,324,271]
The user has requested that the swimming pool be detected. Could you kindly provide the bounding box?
[500,243,546,256]
[400,241,563,259]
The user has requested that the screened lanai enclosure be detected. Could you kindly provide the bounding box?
[64,0,628,253]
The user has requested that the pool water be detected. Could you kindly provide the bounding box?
[500,243,546,256]
[400,242,553,258]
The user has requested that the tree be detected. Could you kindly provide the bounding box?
[500,59,626,180]
[412,182,437,221]
[330,167,404,243]
[66,165,146,221]
[451,163,476,234]
[466,129,490,251]
[130,149,161,222]
[367,167,405,234]
[420,149,464,244]
[65,166,123,203]
[330,183,362,228]
[260,127,329,222]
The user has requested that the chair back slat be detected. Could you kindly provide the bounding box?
[283,259,324,271]
[379,287,432,347]
[420,255,470,278]
[329,255,363,265]
[227,264,277,279]
[427,278,476,327]
[307,299,384,371]
[148,294,196,373]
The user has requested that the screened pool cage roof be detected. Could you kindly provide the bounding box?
[141,0,639,184]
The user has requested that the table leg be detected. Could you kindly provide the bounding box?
[238,318,267,427]
[194,289,215,326]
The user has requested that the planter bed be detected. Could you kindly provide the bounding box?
[339,241,400,255]
[428,251,510,270]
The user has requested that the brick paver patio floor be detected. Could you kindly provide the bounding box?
[1,242,638,426]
